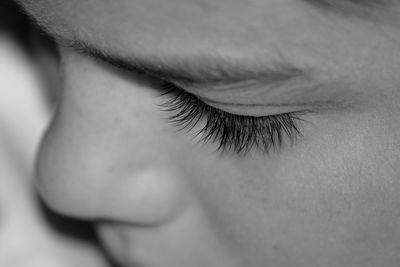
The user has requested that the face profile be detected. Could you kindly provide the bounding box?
[15,0,400,266]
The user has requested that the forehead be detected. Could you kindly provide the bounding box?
[29,0,303,33]
[21,0,400,89]
[24,0,336,57]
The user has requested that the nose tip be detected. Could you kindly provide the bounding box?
[37,128,192,227]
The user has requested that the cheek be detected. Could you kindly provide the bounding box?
[193,110,400,265]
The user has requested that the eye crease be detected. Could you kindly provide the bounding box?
[159,83,306,156]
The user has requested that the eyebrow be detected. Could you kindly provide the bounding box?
[303,0,393,19]
[57,37,312,87]
[305,0,389,8]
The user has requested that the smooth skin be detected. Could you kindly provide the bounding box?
[0,35,108,267]
[17,0,400,266]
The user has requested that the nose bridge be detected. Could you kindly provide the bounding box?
[60,46,178,160]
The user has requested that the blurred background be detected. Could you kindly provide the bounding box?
[0,1,112,266]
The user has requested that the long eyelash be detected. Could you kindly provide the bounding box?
[159,83,304,155]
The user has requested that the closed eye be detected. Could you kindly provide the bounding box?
[159,83,307,156]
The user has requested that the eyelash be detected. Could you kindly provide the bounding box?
[159,83,305,155]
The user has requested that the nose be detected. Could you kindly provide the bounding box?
[95,166,191,225]
[36,50,193,226]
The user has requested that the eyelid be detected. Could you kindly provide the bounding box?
[164,81,314,116]
[159,82,306,155]
[194,91,324,118]
[187,83,360,116]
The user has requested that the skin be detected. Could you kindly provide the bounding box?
[0,35,107,267]
[16,0,400,266]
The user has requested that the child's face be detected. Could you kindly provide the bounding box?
[21,0,400,266]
